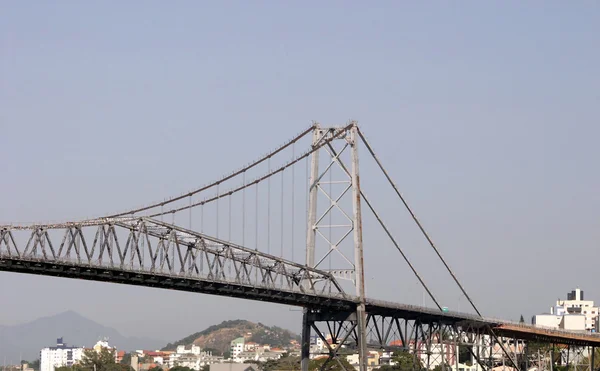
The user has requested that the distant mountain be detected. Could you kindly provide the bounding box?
[0,311,165,362]
[162,320,299,354]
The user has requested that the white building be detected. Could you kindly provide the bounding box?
[40,338,85,371]
[234,351,282,363]
[534,288,598,332]
[169,346,220,370]
[177,345,202,355]
[230,337,245,359]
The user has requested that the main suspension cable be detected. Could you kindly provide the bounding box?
[105,126,315,218]
[143,125,352,219]
[357,128,481,317]
[8,125,352,231]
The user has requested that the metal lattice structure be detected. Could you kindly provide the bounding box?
[1,122,599,371]
[0,218,348,308]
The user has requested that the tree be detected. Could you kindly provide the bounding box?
[79,349,120,371]
[458,345,472,365]
[376,350,422,371]
[120,353,132,366]
[309,357,354,371]
[168,367,194,371]
[21,360,40,371]
[392,350,422,370]
[262,356,299,371]
[55,349,132,371]
[519,315,525,324]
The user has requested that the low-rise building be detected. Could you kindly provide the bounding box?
[116,351,126,363]
[234,350,281,363]
[534,288,598,332]
[168,347,221,370]
[244,342,258,352]
[177,345,202,355]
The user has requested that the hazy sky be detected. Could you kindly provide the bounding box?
[1,2,599,345]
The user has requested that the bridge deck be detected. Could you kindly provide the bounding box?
[2,254,600,347]
[366,299,600,347]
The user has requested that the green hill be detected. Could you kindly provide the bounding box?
[162,320,299,354]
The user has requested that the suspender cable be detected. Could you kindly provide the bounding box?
[242,172,246,246]
[356,128,481,317]
[255,184,259,251]
[200,201,204,271]
[216,183,220,239]
[280,169,285,286]
[291,142,295,262]
[305,155,309,261]
[267,157,271,255]
[328,149,332,276]
[161,204,164,265]
[280,169,284,259]
[228,193,232,275]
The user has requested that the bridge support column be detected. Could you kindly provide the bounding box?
[301,308,312,371]
[302,311,358,371]
[356,303,368,371]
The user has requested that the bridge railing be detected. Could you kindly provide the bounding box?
[0,218,348,300]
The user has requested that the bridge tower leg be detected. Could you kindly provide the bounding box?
[302,123,321,371]
[350,123,368,371]
[302,122,368,371]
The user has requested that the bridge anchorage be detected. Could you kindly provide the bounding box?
[1,122,599,371]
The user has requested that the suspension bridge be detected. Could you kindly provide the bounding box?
[1,123,598,371]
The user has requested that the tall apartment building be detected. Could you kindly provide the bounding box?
[40,338,84,371]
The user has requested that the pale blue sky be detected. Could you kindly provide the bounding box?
[1,1,599,344]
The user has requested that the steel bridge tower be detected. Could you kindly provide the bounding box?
[302,122,368,371]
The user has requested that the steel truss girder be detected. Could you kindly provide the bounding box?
[351,313,595,371]
[0,218,349,308]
